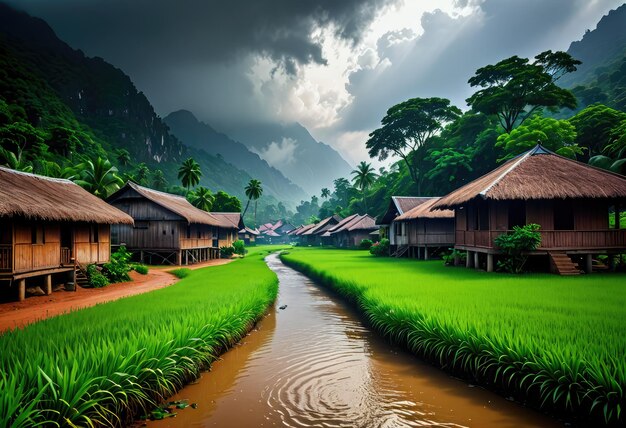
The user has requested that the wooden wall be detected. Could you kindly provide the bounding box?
[74,224,110,264]
[407,219,455,245]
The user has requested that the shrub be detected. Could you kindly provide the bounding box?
[170,268,192,279]
[220,246,235,258]
[133,264,149,275]
[369,238,390,257]
[233,240,246,256]
[494,223,542,273]
[103,246,132,283]
[86,264,109,288]
[359,239,373,250]
[442,248,467,266]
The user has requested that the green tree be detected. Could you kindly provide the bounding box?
[189,186,214,211]
[568,104,626,159]
[114,148,131,167]
[321,187,330,199]
[212,190,242,212]
[366,97,461,193]
[467,51,580,133]
[0,146,32,172]
[134,163,150,185]
[178,157,202,195]
[351,161,378,212]
[74,157,123,198]
[242,179,263,228]
[150,169,168,190]
[496,116,581,159]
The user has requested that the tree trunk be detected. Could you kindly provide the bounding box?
[242,199,251,217]
[254,200,258,228]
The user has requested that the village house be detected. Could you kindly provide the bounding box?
[378,196,436,256]
[325,214,378,248]
[0,167,133,301]
[433,145,626,274]
[394,198,455,259]
[210,212,244,248]
[238,226,260,245]
[301,215,342,246]
[107,182,223,265]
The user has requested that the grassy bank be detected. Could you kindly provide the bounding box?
[0,247,282,427]
[280,248,626,426]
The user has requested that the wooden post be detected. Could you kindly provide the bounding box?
[185,250,188,265]
[72,257,77,293]
[176,251,182,265]
[45,274,52,295]
[609,254,616,272]
[424,246,429,260]
[615,204,621,229]
[466,251,473,268]
[474,252,480,270]
[487,254,494,273]
[454,254,460,266]
[585,254,593,274]
[18,279,25,301]
[140,250,144,264]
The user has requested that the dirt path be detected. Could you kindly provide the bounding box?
[0,259,233,333]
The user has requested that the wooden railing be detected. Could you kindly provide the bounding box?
[414,233,456,245]
[0,245,11,271]
[60,247,72,265]
[456,229,626,250]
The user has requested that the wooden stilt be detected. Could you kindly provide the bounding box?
[45,274,52,295]
[18,279,25,301]
[585,254,593,274]
[474,252,480,269]
[487,254,494,272]
[466,251,473,268]
[424,246,429,261]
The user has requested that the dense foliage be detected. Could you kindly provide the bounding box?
[0,248,278,426]
[281,248,626,425]
[494,224,542,273]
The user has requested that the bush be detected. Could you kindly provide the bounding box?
[358,239,373,250]
[233,240,246,256]
[103,246,132,283]
[86,264,109,288]
[369,238,390,257]
[133,264,149,275]
[170,268,192,279]
[494,223,542,273]
[220,246,235,258]
[442,248,467,266]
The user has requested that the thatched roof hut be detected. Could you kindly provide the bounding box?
[0,167,133,224]
[378,196,434,225]
[210,212,243,230]
[396,198,454,221]
[434,145,626,209]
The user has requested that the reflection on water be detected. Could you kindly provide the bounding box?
[147,254,559,428]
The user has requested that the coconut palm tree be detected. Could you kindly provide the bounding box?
[189,186,214,211]
[242,179,263,227]
[114,148,131,167]
[321,187,330,199]
[178,157,202,195]
[351,161,378,212]
[74,157,124,198]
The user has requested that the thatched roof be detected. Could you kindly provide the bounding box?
[435,145,626,209]
[395,198,454,221]
[0,167,133,224]
[327,214,359,233]
[211,212,243,230]
[108,182,220,226]
[331,214,377,234]
[239,227,260,235]
[295,223,316,236]
[303,215,342,235]
[378,196,434,225]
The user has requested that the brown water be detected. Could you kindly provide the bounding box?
[146,254,561,428]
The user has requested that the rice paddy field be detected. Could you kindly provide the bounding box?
[280,248,626,426]
[0,246,282,427]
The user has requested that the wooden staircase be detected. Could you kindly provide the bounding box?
[392,245,409,258]
[549,252,581,276]
[75,263,90,288]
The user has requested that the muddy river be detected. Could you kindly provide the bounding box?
[146,253,560,427]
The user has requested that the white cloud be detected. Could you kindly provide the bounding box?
[251,137,299,169]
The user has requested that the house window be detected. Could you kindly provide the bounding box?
[554,200,574,230]
[508,201,526,229]
[32,225,45,244]
[134,221,149,229]
[90,225,99,243]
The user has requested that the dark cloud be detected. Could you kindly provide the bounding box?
[334,0,624,134]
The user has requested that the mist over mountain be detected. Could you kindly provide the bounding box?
[223,122,353,196]
[164,110,307,202]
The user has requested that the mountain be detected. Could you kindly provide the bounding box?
[223,122,353,196]
[164,110,306,202]
[560,4,626,111]
[0,4,294,202]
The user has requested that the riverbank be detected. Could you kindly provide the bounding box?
[0,248,280,427]
[280,248,626,426]
[0,259,232,333]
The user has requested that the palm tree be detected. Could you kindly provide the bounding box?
[114,148,131,167]
[74,157,123,198]
[135,163,150,185]
[351,161,378,212]
[321,187,330,199]
[151,169,168,190]
[242,179,263,227]
[189,186,214,211]
[178,158,202,195]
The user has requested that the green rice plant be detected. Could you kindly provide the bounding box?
[0,248,278,426]
[281,248,626,426]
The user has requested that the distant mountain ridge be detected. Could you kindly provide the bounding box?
[164,110,307,202]
[223,122,353,196]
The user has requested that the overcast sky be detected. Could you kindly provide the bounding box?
[10,0,625,166]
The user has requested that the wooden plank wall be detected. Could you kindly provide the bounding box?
[13,223,61,273]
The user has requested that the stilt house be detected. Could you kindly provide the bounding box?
[326,214,378,248]
[0,167,133,301]
[378,196,435,253]
[107,182,222,265]
[210,212,244,247]
[433,145,626,274]
[301,215,342,246]
[394,198,454,259]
